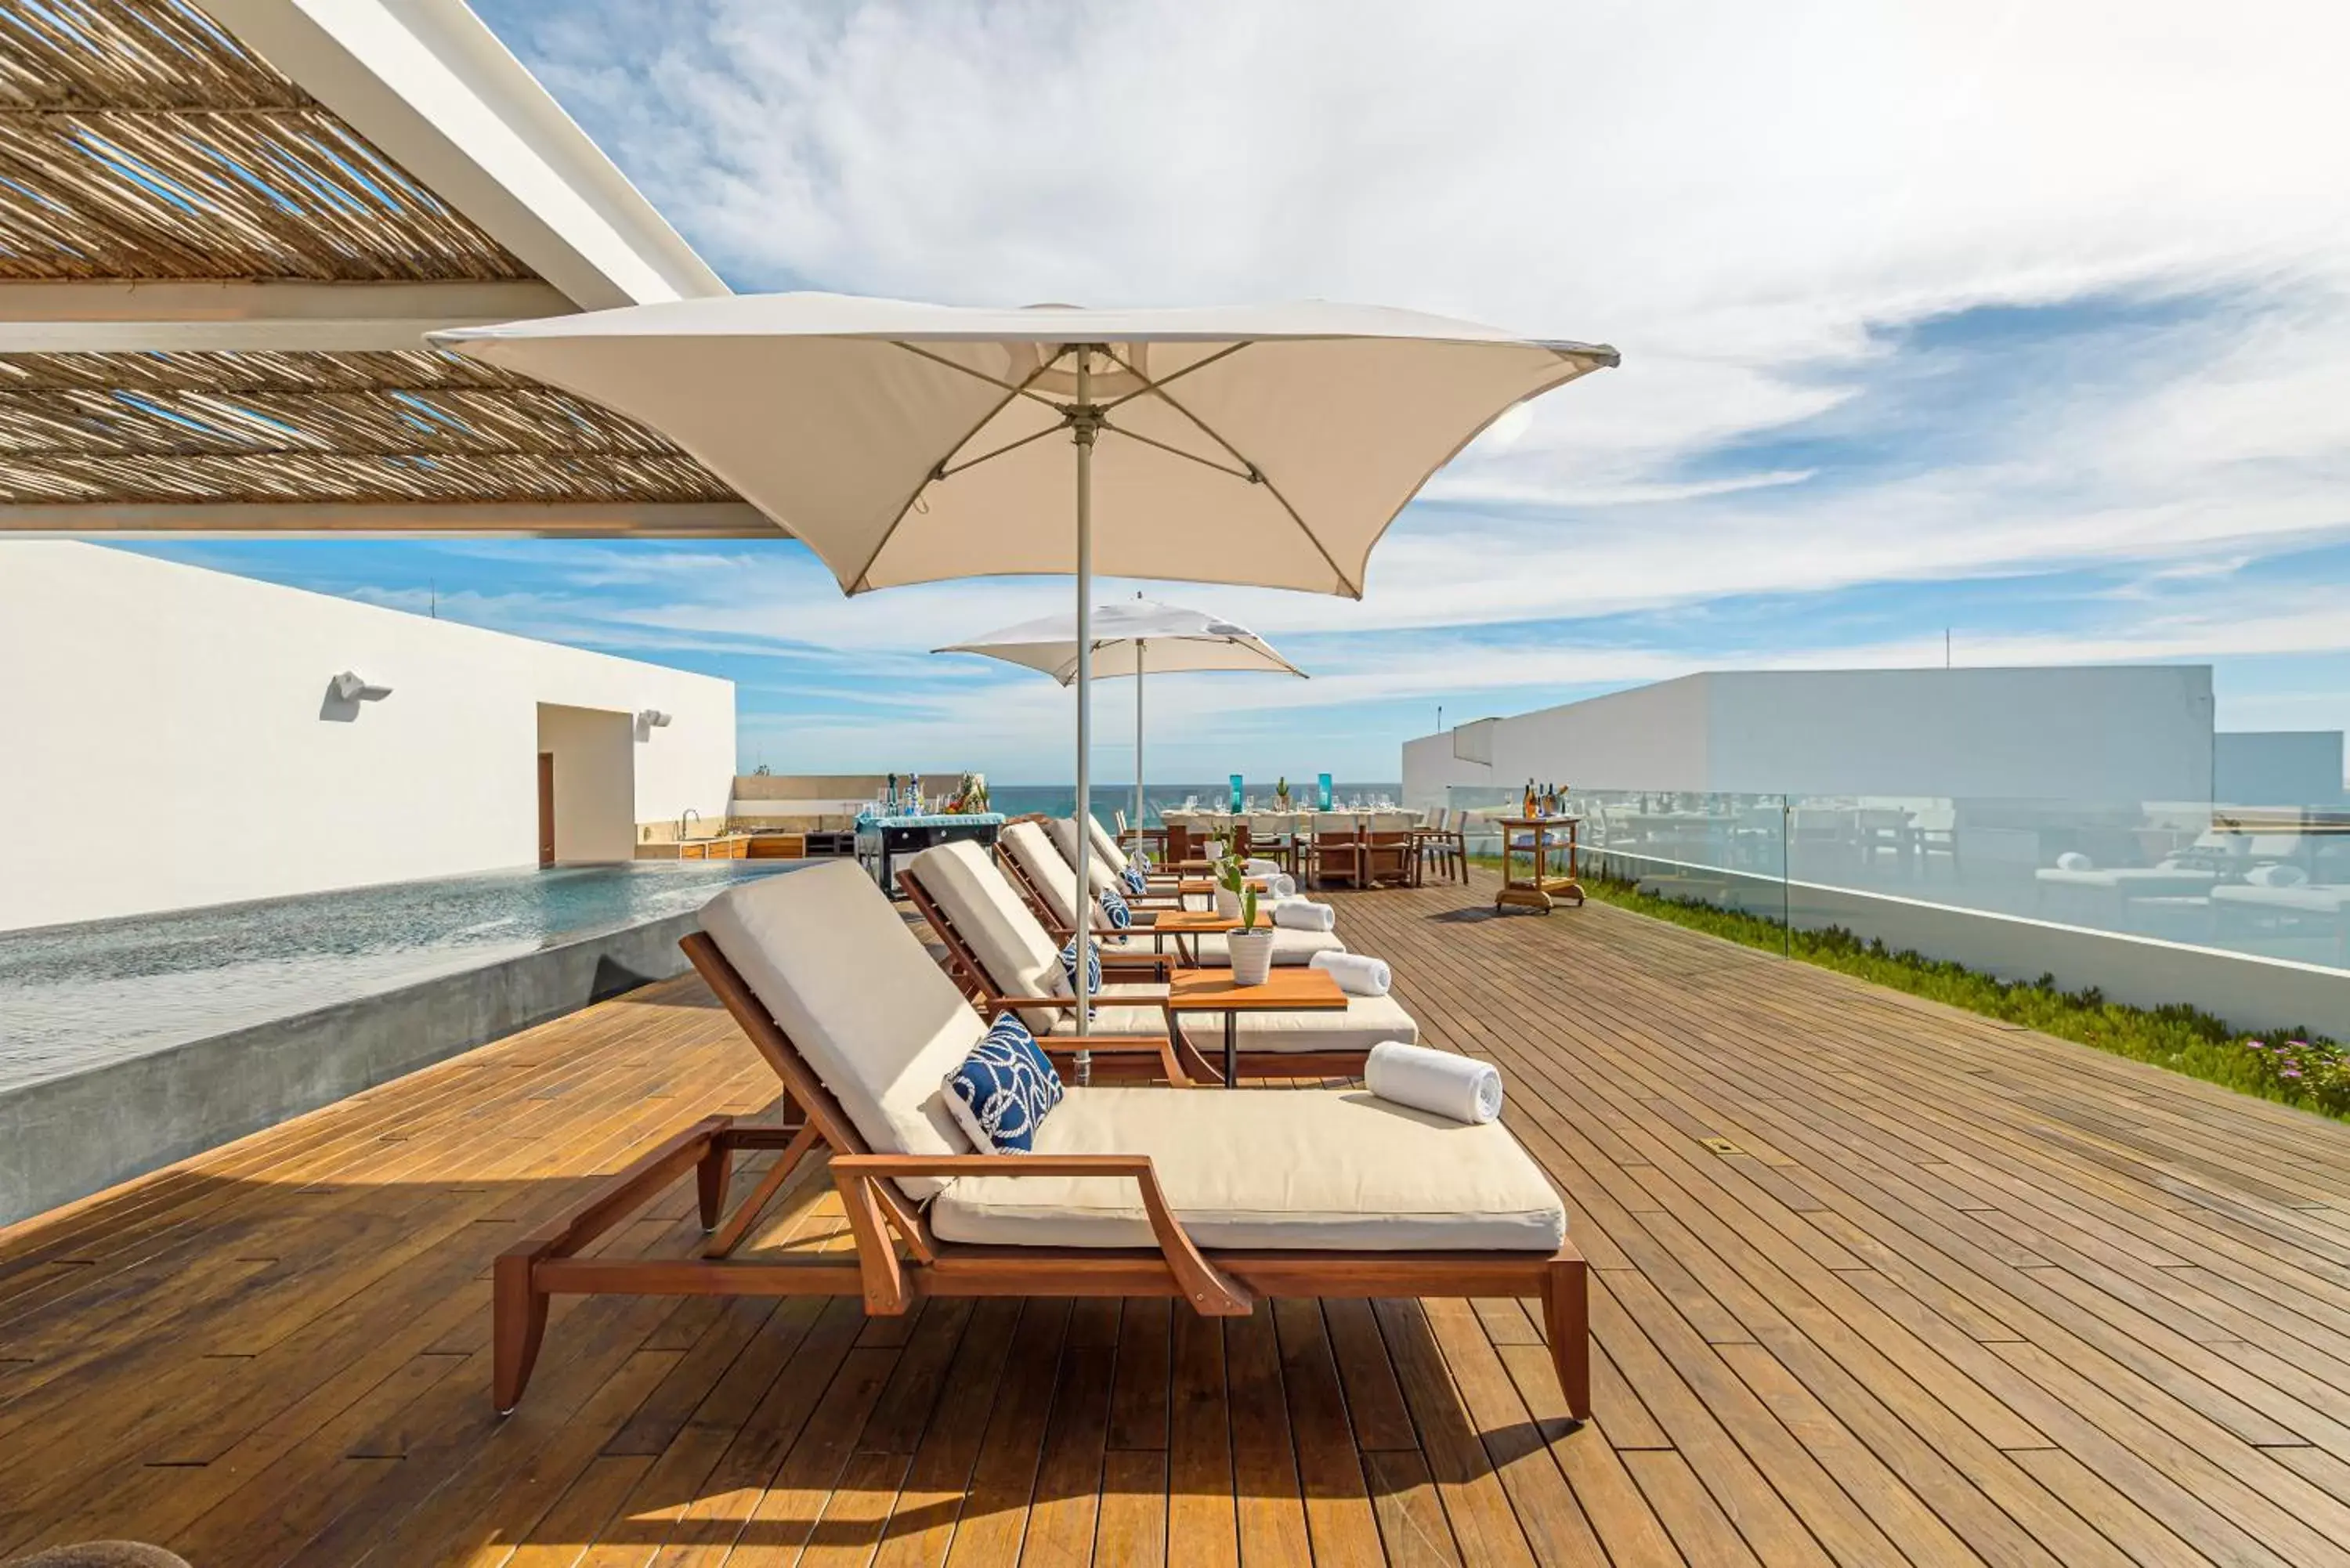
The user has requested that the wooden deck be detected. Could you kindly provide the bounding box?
[6,871,2350,1566]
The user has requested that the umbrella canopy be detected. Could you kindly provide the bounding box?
[937,598,1308,840]
[937,598,1303,685]
[435,294,1616,1059]
[432,294,1616,597]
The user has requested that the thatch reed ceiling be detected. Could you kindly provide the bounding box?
[0,349,737,504]
[0,2,748,520]
[0,0,528,282]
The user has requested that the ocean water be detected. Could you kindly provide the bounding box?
[988,782,1404,824]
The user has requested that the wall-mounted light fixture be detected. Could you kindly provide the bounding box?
[638,709,673,728]
[331,670,392,702]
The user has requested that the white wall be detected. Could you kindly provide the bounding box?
[1404,665,2218,807]
[537,703,636,862]
[0,543,735,930]
[2214,731,2346,806]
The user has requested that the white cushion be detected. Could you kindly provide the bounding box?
[1050,816,1123,899]
[1085,813,1132,875]
[909,840,1064,1000]
[1045,991,1419,1054]
[2033,866,2220,891]
[1188,927,1347,966]
[1003,820,1085,928]
[701,861,978,1198]
[2211,883,2349,915]
[929,1086,1564,1251]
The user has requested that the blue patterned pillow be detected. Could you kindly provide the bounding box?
[942,1013,1064,1154]
[1100,885,1133,930]
[1057,934,1101,1015]
[1120,862,1150,897]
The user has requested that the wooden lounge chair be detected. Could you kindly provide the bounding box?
[491,860,1589,1422]
[901,838,1420,1082]
[1044,816,1187,916]
[1001,819,1346,967]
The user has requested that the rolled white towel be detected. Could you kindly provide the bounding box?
[1244,857,1282,877]
[1366,1042,1502,1125]
[1309,950,1390,996]
[1264,872,1298,898]
[2054,851,2094,872]
[1272,899,1336,933]
[2247,862,2309,887]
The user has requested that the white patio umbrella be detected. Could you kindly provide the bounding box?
[435,295,1617,1057]
[937,597,1308,842]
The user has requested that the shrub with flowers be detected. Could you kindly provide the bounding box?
[2234,1036,2350,1117]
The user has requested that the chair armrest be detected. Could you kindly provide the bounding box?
[829,1153,1250,1317]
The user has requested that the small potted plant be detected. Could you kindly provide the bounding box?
[1274,775,1291,810]
[1224,882,1274,986]
[1213,851,1246,921]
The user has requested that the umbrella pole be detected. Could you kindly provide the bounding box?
[1071,351,1097,1078]
[1133,641,1146,866]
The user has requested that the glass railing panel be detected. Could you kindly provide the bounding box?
[1443,783,2350,974]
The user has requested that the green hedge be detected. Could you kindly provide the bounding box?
[1476,858,2350,1120]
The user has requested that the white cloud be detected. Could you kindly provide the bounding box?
[435,2,2350,771]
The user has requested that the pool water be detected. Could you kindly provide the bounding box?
[0,862,793,1094]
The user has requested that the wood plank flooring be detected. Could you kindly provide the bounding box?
[5,870,2350,1565]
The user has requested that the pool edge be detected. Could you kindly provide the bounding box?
[0,909,703,1228]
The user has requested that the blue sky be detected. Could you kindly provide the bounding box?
[118,2,2350,783]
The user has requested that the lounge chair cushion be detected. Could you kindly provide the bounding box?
[911,840,1065,1000]
[929,1086,1564,1250]
[2033,867,2221,893]
[1050,816,1123,899]
[1004,821,1086,928]
[1041,991,1418,1053]
[702,861,979,1198]
[2211,883,2349,916]
[1187,927,1347,966]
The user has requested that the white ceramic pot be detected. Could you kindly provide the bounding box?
[1226,929,1276,987]
[1214,886,1242,921]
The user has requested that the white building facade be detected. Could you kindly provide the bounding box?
[1,543,735,931]
[1406,666,2236,807]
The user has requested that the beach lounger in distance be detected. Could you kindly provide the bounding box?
[491,861,1588,1421]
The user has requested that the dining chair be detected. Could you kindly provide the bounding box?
[1310,812,1367,889]
[1247,813,1297,875]
[1365,811,1419,886]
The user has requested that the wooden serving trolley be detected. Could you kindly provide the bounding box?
[1495,815,1585,913]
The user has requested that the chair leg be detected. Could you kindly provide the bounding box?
[494,1250,550,1415]
[1542,1256,1591,1422]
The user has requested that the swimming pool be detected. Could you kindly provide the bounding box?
[0,861,791,1094]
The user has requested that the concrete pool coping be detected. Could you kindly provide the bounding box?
[0,908,710,1227]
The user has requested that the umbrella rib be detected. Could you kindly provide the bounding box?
[1098,420,1257,482]
[1097,345,1361,597]
[934,421,1068,482]
[849,349,1071,593]
[891,341,1068,414]
[1097,341,1255,413]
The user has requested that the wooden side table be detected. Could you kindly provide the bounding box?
[1166,968,1347,1086]
[1495,815,1584,913]
[1150,907,1274,966]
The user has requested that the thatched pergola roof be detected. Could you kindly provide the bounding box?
[0,0,766,534]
